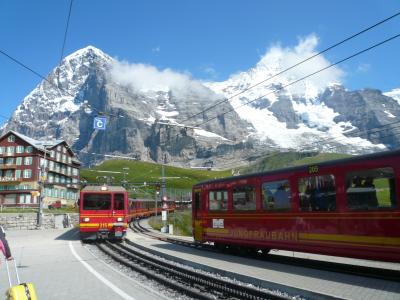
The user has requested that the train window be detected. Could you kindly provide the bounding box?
[298,174,336,212]
[82,193,111,210]
[262,180,291,211]
[194,192,201,210]
[208,190,228,211]
[233,186,256,210]
[114,193,125,210]
[345,167,396,210]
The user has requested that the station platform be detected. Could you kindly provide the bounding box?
[127,220,400,300]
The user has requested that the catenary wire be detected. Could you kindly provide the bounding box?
[213,121,400,169]
[180,11,400,124]
[59,0,74,65]
[195,33,400,127]
[215,129,400,170]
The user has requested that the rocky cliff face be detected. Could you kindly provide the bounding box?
[2,46,255,167]
[2,46,400,168]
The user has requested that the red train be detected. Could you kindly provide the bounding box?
[192,150,400,262]
[79,185,175,240]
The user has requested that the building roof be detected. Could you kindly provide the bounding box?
[0,130,80,163]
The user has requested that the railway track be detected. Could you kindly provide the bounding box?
[130,220,400,283]
[96,239,291,300]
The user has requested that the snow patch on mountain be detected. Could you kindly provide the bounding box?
[384,88,400,105]
[205,35,388,152]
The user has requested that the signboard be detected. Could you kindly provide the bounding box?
[212,219,224,229]
[162,210,168,221]
[93,117,107,130]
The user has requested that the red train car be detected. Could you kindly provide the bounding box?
[127,198,176,221]
[80,185,128,240]
[192,150,400,262]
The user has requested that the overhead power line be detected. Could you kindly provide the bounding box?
[59,0,74,64]
[181,11,400,124]
[195,33,400,127]
[0,49,120,118]
[214,122,400,169]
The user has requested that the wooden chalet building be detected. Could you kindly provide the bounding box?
[0,130,80,207]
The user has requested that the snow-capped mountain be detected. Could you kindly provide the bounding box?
[205,49,400,153]
[2,46,253,167]
[2,45,400,167]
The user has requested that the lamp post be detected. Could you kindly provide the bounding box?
[37,146,49,228]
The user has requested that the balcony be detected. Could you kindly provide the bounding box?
[1,152,15,157]
[48,168,73,178]
[0,164,17,169]
[0,177,22,185]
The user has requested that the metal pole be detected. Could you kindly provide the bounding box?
[37,147,47,228]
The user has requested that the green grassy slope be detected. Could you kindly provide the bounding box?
[80,160,231,190]
[80,152,351,192]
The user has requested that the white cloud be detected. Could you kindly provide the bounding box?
[357,63,370,73]
[109,60,217,99]
[257,34,345,96]
[200,65,218,80]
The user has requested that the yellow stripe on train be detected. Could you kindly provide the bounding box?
[79,223,128,228]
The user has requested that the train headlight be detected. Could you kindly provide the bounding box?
[117,217,123,222]
[83,217,90,222]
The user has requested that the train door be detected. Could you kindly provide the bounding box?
[193,188,204,241]
[113,192,127,238]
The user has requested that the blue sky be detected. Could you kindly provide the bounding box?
[1,0,399,126]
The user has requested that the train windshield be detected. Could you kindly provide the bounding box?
[114,193,125,210]
[82,193,111,210]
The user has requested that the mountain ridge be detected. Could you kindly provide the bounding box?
[2,45,399,168]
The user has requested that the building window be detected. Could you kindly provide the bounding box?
[5,170,13,177]
[25,146,33,153]
[72,168,78,176]
[50,151,55,158]
[0,147,4,154]
[15,170,21,178]
[57,145,61,151]
[23,169,32,178]
[16,146,24,153]
[48,174,54,183]
[233,186,256,210]
[20,194,32,204]
[16,157,22,165]
[208,190,228,211]
[56,152,60,162]
[6,146,14,155]
[262,180,291,211]
[24,157,33,165]
[4,194,16,205]
[8,135,15,142]
[298,174,336,212]
[49,161,54,171]
[6,157,14,165]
